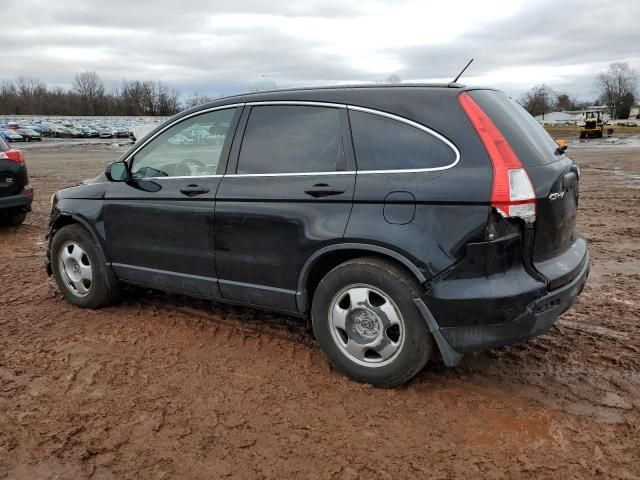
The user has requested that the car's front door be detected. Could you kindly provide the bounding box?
[104,106,241,298]
[215,104,356,312]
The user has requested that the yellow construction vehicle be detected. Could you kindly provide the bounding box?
[579,110,610,139]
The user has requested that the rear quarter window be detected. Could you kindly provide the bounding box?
[469,90,561,166]
[349,109,456,172]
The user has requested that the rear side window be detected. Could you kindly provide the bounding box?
[349,110,456,171]
[469,90,560,166]
[237,105,344,174]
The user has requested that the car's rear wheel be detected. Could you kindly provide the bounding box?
[51,224,120,308]
[311,257,432,387]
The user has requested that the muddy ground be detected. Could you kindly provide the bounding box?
[0,140,638,479]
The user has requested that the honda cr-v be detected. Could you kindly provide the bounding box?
[46,85,589,387]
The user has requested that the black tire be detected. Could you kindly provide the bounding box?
[7,210,27,226]
[311,257,433,388]
[51,224,120,308]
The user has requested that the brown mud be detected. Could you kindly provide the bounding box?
[0,142,638,479]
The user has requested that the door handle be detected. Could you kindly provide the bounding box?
[304,184,346,198]
[180,184,210,196]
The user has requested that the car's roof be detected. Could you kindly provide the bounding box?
[195,83,474,110]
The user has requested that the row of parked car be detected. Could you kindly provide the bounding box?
[0,127,42,142]
[0,121,131,142]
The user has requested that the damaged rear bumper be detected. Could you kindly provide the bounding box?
[415,234,589,366]
[0,189,33,212]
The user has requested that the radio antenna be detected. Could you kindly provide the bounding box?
[452,58,474,83]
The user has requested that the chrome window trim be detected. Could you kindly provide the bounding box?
[225,171,355,178]
[245,100,346,108]
[127,100,460,180]
[137,174,223,180]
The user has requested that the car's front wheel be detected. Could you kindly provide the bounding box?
[311,257,433,388]
[51,224,120,308]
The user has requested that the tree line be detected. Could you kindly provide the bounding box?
[0,71,184,117]
[2,63,638,118]
[520,62,638,119]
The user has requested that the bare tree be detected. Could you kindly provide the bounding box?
[72,71,105,115]
[597,63,637,119]
[12,76,47,114]
[0,80,19,114]
[519,84,556,117]
[184,92,219,109]
[385,74,402,84]
[140,80,157,115]
[156,83,181,116]
[0,73,182,116]
[555,93,579,111]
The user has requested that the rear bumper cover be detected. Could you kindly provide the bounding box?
[0,190,32,211]
[416,235,589,365]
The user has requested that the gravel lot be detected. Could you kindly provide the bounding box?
[0,140,639,479]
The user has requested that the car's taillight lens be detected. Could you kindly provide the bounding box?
[0,149,24,164]
[458,91,536,222]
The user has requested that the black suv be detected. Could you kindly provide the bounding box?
[0,136,32,225]
[46,85,589,387]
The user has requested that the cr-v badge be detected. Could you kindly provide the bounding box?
[548,191,565,201]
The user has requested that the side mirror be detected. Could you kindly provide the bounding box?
[105,162,129,182]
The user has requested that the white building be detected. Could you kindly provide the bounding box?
[534,107,610,125]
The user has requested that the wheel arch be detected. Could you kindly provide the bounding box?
[48,212,109,261]
[296,243,427,315]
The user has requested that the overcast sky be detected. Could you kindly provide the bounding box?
[2,0,639,101]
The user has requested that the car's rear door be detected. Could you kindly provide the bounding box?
[214,103,356,312]
[103,106,241,298]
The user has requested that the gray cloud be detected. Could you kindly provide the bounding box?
[1,0,638,100]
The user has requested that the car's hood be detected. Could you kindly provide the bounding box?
[57,173,108,200]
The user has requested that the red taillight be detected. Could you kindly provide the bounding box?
[458,92,536,222]
[0,149,24,164]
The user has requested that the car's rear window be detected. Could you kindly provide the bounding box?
[349,110,456,171]
[469,90,560,166]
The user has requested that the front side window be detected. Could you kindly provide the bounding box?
[237,105,344,174]
[349,110,456,171]
[131,108,237,178]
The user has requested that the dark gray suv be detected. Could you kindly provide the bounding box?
[46,84,589,387]
[0,137,32,226]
